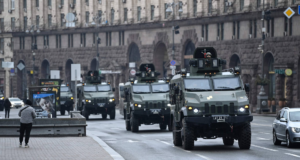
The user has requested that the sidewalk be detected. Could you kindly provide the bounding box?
[0,137,113,160]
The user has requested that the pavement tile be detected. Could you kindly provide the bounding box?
[0,137,113,160]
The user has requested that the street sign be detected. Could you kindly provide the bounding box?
[10,73,15,76]
[10,69,14,73]
[17,63,25,71]
[129,62,136,68]
[2,62,14,68]
[170,60,176,66]
[283,7,295,19]
[50,70,60,79]
[172,69,175,75]
[170,66,176,69]
[130,69,136,76]
[298,5,300,15]
[71,64,81,81]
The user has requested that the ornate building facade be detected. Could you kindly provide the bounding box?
[0,0,299,110]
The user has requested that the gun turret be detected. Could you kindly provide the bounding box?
[85,70,102,84]
[134,63,160,83]
[187,47,227,76]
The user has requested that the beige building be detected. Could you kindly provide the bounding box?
[0,0,300,109]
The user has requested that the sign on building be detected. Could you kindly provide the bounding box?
[50,70,60,79]
[71,64,81,81]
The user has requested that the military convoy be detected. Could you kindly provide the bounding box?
[77,71,116,120]
[169,47,252,150]
[122,64,171,132]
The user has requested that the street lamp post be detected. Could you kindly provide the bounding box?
[32,52,36,85]
[96,36,101,70]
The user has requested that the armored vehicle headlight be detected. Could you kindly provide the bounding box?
[167,104,171,107]
[198,60,204,68]
[134,103,138,107]
[212,59,218,68]
[292,127,300,133]
[138,104,142,108]
[193,108,199,113]
[151,72,155,77]
[188,106,193,111]
[239,107,245,112]
[86,100,91,103]
[71,97,73,100]
[109,98,115,102]
[245,105,249,109]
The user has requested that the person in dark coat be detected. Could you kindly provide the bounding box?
[19,100,36,148]
[4,98,11,118]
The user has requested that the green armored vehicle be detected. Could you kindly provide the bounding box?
[78,71,116,120]
[169,47,252,150]
[59,84,74,115]
[123,64,171,132]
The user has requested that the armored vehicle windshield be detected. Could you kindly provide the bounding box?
[60,86,70,92]
[132,84,150,93]
[212,77,242,90]
[97,85,111,92]
[184,78,211,91]
[151,84,169,93]
[84,86,97,92]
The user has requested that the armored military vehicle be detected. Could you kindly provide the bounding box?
[60,84,74,115]
[123,64,171,132]
[169,47,252,150]
[78,71,116,120]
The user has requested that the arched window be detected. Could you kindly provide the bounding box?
[184,41,195,71]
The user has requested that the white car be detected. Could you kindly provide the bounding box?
[9,97,24,109]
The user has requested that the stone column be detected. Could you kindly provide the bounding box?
[5,69,10,98]
[285,75,293,107]
[275,74,284,111]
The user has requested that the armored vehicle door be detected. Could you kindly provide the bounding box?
[174,82,184,122]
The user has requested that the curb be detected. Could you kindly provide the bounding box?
[87,131,124,160]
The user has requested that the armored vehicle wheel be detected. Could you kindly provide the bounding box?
[238,123,251,149]
[273,130,281,145]
[123,110,126,119]
[130,112,139,132]
[159,123,167,130]
[102,113,107,119]
[110,109,116,119]
[125,113,131,131]
[223,137,234,146]
[181,118,194,150]
[168,119,172,132]
[173,118,182,146]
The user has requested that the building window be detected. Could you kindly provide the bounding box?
[257,0,261,8]
[233,21,236,36]
[0,18,4,31]
[151,5,155,20]
[61,14,65,27]
[80,33,86,47]
[48,14,52,28]
[208,0,212,14]
[85,0,88,5]
[11,0,15,9]
[36,0,39,7]
[119,31,125,46]
[98,10,102,24]
[73,0,76,4]
[165,3,171,19]
[44,35,49,46]
[24,16,28,30]
[68,34,73,48]
[289,17,292,36]
[11,17,15,30]
[20,37,25,49]
[111,9,115,24]
[0,0,4,12]
[193,0,197,17]
[205,24,208,41]
[31,36,37,45]
[61,0,64,6]
[137,6,141,21]
[179,1,183,17]
[124,8,128,22]
[48,0,51,6]
[266,19,270,35]
[221,23,224,40]
[284,17,288,34]
[0,38,4,52]
[250,20,253,35]
[224,0,228,13]
[56,35,61,48]
[93,33,98,44]
[23,0,27,9]
[292,0,296,5]
[202,25,205,39]
[237,21,240,39]
[11,38,14,51]
[36,16,40,28]
[106,32,111,46]
[274,0,278,7]
[86,11,89,24]
[254,19,257,38]
[217,23,220,40]
[271,18,274,37]
[240,0,244,11]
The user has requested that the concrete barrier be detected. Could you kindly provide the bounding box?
[0,112,87,136]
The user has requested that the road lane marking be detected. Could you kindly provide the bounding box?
[141,135,147,137]
[283,149,300,153]
[110,128,122,130]
[127,140,138,143]
[196,154,213,160]
[156,139,171,145]
[257,137,271,140]
[251,145,278,152]
[285,153,300,158]
[252,123,272,127]
[259,132,270,134]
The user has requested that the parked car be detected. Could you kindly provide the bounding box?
[273,107,300,147]
[9,97,24,109]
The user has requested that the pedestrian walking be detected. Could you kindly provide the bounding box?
[18,100,36,148]
[4,98,11,118]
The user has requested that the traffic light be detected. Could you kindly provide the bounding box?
[264,10,271,20]
[174,26,180,34]
[97,37,101,44]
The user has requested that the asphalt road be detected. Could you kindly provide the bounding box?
[86,111,300,160]
[2,109,300,160]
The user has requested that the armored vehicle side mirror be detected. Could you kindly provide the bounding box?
[280,118,287,122]
[112,88,115,92]
[244,83,250,93]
